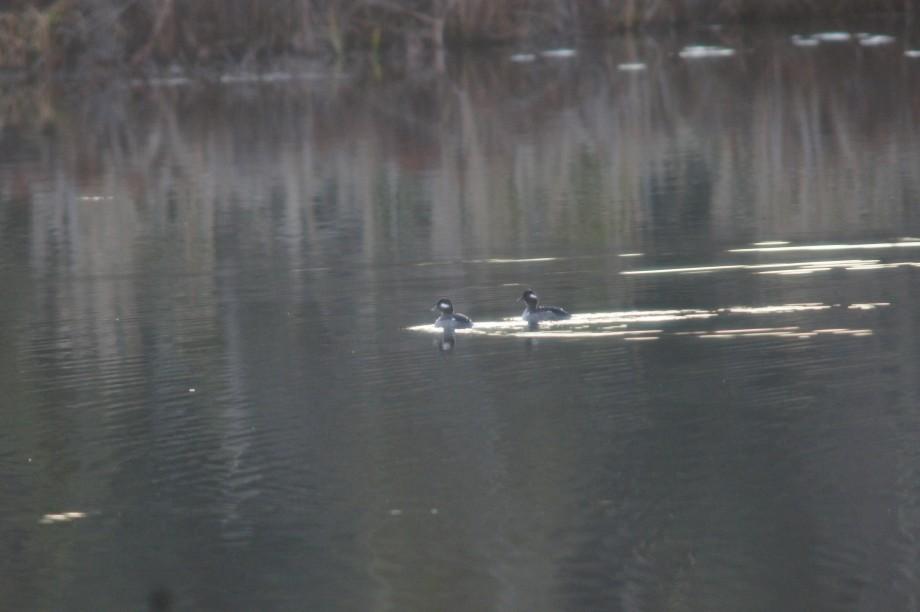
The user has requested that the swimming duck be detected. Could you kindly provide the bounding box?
[432,298,473,329]
[519,289,571,322]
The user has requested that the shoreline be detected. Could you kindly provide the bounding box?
[0,1,912,74]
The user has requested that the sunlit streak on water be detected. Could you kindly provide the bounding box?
[846,262,920,270]
[512,330,662,339]
[39,512,88,524]
[407,303,887,340]
[721,303,832,314]
[414,257,559,267]
[622,259,876,275]
[478,257,559,264]
[575,310,716,323]
[700,328,873,339]
[716,327,798,334]
[729,241,920,253]
[758,267,832,275]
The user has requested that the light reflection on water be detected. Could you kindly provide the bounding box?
[622,258,879,275]
[408,302,883,340]
[3,24,920,612]
[729,240,920,253]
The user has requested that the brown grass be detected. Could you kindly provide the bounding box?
[0,0,914,71]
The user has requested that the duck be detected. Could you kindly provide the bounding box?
[432,298,473,329]
[519,289,571,322]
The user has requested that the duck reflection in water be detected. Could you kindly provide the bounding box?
[436,328,457,352]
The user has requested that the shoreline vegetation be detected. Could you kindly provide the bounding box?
[0,0,914,73]
[3,35,919,263]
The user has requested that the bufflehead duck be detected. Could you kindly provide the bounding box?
[432,298,473,329]
[519,289,571,322]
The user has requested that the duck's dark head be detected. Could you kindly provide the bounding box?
[432,298,454,314]
[519,289,538,305]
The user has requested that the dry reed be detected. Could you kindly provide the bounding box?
[0,0,913,71]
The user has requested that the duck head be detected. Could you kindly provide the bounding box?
[431,298,454,314]
[518,289,538,306]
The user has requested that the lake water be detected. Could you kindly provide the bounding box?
[3,26,920,611]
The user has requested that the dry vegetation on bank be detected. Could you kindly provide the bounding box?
[0,0,914,71]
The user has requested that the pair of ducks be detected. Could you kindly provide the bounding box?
[432,289,570,329]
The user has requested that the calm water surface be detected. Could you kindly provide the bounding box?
[3,27,920,611]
